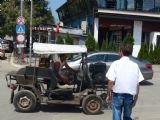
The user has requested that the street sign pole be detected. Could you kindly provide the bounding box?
[20,0,24,64]
[29,0,33,66]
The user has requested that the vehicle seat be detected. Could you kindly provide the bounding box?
[25,66,57,90]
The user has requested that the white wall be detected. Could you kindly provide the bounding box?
[94,18,99,43]
[150,32,160,49]
[132,21,143,57]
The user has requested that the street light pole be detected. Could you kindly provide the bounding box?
[29,0,33,65]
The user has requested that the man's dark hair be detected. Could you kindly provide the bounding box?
[120,44,133,56]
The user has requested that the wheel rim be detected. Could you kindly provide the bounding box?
[86,98,100,113]
[17,96,32,109]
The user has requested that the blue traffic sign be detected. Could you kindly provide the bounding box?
[16,25,26,34]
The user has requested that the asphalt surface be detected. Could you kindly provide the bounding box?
[0,59,160,120]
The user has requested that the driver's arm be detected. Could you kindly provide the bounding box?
[53,62,68,81]
[64,61,79,73]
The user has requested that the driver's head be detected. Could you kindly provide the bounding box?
[59,54,67,61]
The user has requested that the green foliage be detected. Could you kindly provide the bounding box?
[65,33,74,45]
[56,36,64,44]
[101,40,107,51]
[123,34,134,46]
[95,42,100,51]
[0,0,54,38]
[152,45,160,64]
[148,44,154,63]
[138,42,149,60]
[85,34,96,51]
[0,1,19,37]
[138,43,160,64]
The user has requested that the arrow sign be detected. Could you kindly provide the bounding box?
[16,25,26,34]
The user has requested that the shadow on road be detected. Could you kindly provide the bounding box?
[40,104,82,113]
[34,104,104,115]
[140,80,154,86]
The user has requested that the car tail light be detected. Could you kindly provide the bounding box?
[146,64,152,69]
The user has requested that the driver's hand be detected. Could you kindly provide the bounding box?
[62,76,69,84]
[75,69,80,73]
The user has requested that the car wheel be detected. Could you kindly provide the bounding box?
[13,90,37,112]
[82,94,102,115]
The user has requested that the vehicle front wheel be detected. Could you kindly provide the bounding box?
[82,94,102,115]
[13,90,37,112]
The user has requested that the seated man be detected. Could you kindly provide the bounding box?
[53,54,79,85]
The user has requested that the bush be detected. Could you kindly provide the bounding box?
[138,42,149,60]
[65,33,74,45]
[101,40,107,51]
[85,34,96,51]
[123,33,134,46]
[56,36,64,44]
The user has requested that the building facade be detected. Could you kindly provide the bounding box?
[57,0,160,57]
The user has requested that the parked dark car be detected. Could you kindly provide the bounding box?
[0,39,14,53]
[68,52,153,80]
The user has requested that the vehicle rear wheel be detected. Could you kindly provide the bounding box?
[13,90,37,112]
[82,94,102,115]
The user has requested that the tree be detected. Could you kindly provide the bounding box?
[65,33,74,45]
[138,42,149,60]
[101,40,107,51]
[0,0,54,38]
[123,33,134,46]
[85,34,96,51]
[0,1,19,37]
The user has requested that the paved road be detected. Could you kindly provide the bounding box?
[0,60,160,120]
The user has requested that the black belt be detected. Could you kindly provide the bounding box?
[113,92,133,97]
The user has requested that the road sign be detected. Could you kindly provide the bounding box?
[17,44,25,48]
[16,16,26,25]
[16,25,26,34]
[16,34,25,43]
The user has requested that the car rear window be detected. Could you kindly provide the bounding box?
[88,54,105,63]
[105,54,120,62]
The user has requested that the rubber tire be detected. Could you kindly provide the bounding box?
[82,94,102,115]
[13,90,37,112]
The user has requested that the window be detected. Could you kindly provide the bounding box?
[96,0,106,8]
[105,54,120,62]
[143,0,154,11]
[127,0,135,10]
[116,0,126,10]
[88,54,105,63]
[155,0,160,12]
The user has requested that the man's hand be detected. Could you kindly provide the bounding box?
[131,99,137,108]
[106,95,112,104]
[62,76,69,84]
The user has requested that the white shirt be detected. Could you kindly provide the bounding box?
[106,56,144,95]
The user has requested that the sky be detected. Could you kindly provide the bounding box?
[48,0,66,23]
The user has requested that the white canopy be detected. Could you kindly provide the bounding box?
[33,42,87,54]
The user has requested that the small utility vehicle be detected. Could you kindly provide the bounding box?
[6,42,108,114]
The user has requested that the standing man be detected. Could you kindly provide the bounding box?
[106,44,144,120]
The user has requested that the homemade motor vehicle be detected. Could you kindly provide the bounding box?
[6,43,108,114]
